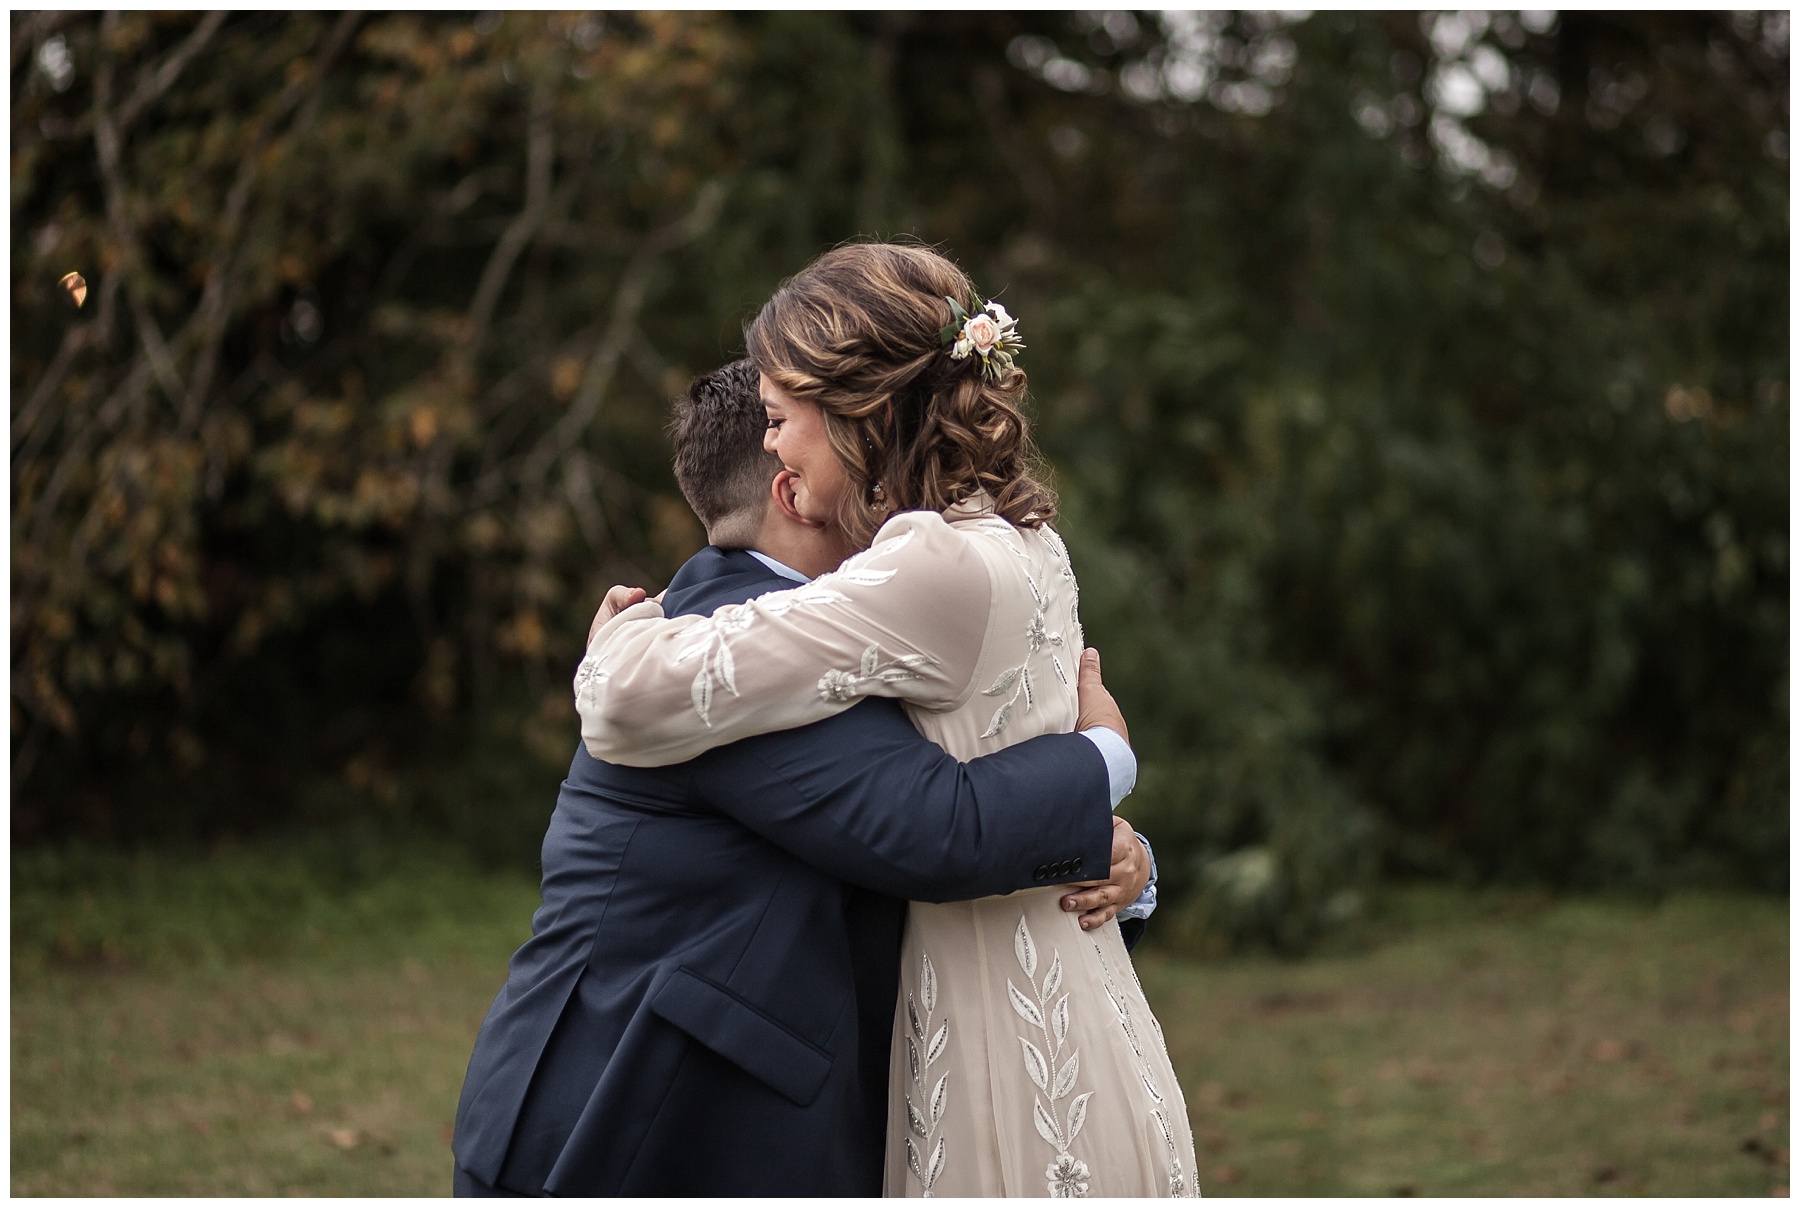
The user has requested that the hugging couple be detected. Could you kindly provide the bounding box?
[452,243,1198,1197]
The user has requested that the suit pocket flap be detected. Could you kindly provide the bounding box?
[648,967,833,1107]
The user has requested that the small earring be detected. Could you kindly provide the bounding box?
[870,482,886,504]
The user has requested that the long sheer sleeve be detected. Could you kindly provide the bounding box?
[575,511,993,767]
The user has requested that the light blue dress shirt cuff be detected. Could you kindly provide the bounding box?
[1077,726,1137,808]
[1076,727,1155,922]
[1116,832,1158,922]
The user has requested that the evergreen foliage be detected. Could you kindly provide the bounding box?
[12,13,1787,943]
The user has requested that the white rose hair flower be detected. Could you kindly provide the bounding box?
[940,296,1025,379]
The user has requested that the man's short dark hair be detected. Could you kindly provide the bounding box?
[670,359,781,543]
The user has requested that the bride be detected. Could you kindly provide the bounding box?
[576,242,1197,1198]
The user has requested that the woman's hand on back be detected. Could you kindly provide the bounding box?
[587,585,659,645]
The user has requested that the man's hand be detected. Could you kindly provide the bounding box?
[1074,647,1128,745]
[1060,816,1151,930]
[587,584,654,645]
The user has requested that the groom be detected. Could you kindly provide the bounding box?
[452,360,1153,1197]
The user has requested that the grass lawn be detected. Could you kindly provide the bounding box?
[11,847,1789,1196]
[1142,888,1789,1197]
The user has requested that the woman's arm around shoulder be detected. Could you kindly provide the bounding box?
[575,510,993,767]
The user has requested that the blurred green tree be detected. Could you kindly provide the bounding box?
[11,12,1786,941]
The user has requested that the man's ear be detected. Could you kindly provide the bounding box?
[770,469,826,528]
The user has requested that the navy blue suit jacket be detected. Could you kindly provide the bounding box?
[452,546,1117,1196]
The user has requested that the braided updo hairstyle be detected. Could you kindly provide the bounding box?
[746,242,1056,549]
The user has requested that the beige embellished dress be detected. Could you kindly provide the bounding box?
[576,499,1198,1198]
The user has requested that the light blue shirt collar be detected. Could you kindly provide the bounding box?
[745,549,810,585]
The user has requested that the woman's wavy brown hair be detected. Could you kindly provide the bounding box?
[747,242,1056,548]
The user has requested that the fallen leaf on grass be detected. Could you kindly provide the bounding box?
[1210,1165,1244,1184]
[291,1091,313,1113]
[328,1127,360,1149]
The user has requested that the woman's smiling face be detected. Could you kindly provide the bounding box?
[762,374,851,525]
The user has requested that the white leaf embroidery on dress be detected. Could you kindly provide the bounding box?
[817,646,932,705]
[669,625,746,728]
[1053,1052,1081,1099]
[1066,1091,1093,1142]
[1012,915,1093,1196]
[691,668,714,724]
[1014,917,1038,978]
[980,700,1014,740]
[1008,981,1045,1030]
[965,524,1083,742]
[1020,1037,1049,1091]
[715,640,737,694]
[1153,1109,1188,1197]
[1092,938,1197,1195]
[984,667,1021,696]
[906,952,950,1197]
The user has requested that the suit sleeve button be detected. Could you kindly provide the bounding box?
[1033,864,1048,880]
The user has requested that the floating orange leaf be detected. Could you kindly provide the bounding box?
[59,271,87,308]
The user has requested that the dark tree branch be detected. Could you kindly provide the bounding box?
[466,82,557,351]
[116,10,227,133]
